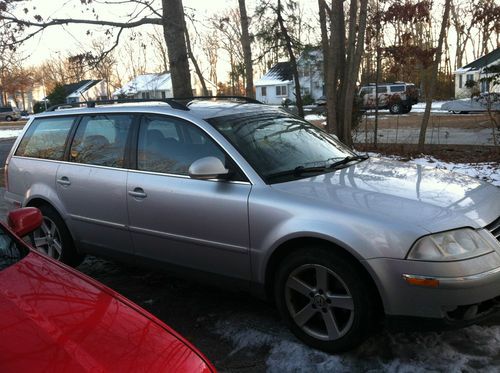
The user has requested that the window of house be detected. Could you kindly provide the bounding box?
[16,117,75,160]
[466,74,474,82]
[459,74,463,89]
[141,92,150,99]
[276,86,287,96]
[261,87,267,97]
[70,114,133,168]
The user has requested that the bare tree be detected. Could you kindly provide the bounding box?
[0,0,194,97]
[238,0,254,98]
[319,0,369,146]
[418,0,452,151]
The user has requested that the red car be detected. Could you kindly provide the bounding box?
[0,208,215,373]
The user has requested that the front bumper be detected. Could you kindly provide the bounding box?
[365,251,500,321]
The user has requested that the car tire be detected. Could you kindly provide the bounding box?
[33,204,84,267]
[402,105,412,114]
[389,103,402,115]
[5,115,12,121]
[274,246,376,352]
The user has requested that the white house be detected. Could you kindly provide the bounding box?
[64,80,108,103]
[113,73,173,99]
[255,62,294,104]
[297,49,325,100]
[454,47,500,98]
[113,72,218,99]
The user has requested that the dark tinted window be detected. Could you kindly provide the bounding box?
[390,85,405,92]
[16,117,75,160]
[137,115,225,176]
[376,86,387,93]
[0,225,27,272]
[70,114,133,168]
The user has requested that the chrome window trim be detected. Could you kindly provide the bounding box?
[11,155,252,185]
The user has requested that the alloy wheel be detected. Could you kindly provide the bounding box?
[285,264,354,341]
[33,216,63,260]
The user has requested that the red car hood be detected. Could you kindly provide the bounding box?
[0,251,214,373]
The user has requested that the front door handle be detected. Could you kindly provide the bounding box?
[57,176,71,186]
[128,187,147,199]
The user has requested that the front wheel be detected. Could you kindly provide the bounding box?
[5,115,12,121]
[33,205,84,266]
[274,247,376,352]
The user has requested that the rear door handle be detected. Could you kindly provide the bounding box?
[57,176,71,186]
[128,187,147,199]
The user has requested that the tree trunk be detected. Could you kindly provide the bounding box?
[162,0,193,98]
[184,28,208,96]
[418,0,452,151]
[276,0,304,117]
[238,0,254,98]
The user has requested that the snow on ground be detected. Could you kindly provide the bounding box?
[367,152,500,187]
[214,311,500,372]
[412,101,449,113]
[305,114,326,121]
[0,129,22,139]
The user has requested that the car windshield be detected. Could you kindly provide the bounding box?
[0,225,28,272]
[208,111,362,183]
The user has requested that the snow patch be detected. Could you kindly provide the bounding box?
[0,129,22,139]
[305,114,326,121]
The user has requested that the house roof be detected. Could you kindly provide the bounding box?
[64,80,102,99]
[456,47,500,73]
[255,62,293,86]
[112,73,172,96]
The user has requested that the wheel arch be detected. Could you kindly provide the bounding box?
[264,237,384,315]
[25,197,76,242]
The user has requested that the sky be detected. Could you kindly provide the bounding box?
[11,0,484,84]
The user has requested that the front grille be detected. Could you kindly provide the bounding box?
[487,216,500,241]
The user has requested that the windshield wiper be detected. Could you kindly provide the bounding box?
[328,155,368,170]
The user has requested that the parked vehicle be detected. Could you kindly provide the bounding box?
[0,106,21,121]
[0,207,215,373]
[359,82,419,114]
[441,93,500,114]
[4,97,500,352]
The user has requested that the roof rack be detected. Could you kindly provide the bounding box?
[46,98,189,112]
[176,95,263,105]
[45,95,262,112]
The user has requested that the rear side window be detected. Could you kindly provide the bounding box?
[70,114,133,168]
[390,85,405,92]
[16,117,75,160]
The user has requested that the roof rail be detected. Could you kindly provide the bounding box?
[175,95,263,105]
[46,98,189,112]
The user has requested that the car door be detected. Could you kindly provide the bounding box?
[127,114,252,280]
[56,114,135,254]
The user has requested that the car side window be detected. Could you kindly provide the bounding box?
[70,114,133,168]
[16,117,75,160]
[390,85,405,93]
[137,115,225,176]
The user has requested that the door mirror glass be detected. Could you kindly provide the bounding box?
[189,156,229,180]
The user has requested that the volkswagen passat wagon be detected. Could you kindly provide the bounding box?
[5,98,500,352]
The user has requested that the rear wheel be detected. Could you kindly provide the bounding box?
[274,247,376,352]
[33,205,84,266]
[5,115,12,121]
[389,103,402,114]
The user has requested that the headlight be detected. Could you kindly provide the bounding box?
[407,228,499,261]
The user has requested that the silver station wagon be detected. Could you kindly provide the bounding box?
[5,97,500,352]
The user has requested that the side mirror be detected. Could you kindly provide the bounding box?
[188,156,229,180]
[7,207,43,237]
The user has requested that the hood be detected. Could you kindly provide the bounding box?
[0,252,213,373]
[272,157,500,233]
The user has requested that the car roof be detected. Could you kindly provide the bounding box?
[32,100,285,121]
